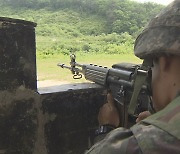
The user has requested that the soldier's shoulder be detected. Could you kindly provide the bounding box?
[131,96,180,153]
[142,96,180,139]
[131,123,180,154]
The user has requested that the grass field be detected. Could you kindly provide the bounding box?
[36,53,142,84]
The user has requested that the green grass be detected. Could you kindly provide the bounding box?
[36,53,142,83]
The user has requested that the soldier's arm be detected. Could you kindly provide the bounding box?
[85,93,142,153]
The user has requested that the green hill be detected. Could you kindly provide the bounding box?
[0,0,164,57]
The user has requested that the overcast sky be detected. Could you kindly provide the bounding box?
[132,0,174,5]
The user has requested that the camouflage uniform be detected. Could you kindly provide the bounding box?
[86,94,180,154]
[86,0,180,153]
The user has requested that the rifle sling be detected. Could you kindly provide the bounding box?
[128,59,152,115]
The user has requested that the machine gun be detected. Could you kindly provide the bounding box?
[57,54,152,128]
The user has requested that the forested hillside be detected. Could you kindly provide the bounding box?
[0,0,164,57]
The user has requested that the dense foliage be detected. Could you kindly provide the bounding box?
[0,0,164,57]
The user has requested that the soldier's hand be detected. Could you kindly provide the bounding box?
[136,111,151,123]
[98,93,120,127]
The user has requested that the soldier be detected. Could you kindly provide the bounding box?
[85,0,180,153]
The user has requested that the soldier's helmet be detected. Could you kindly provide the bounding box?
[134,0,180,59]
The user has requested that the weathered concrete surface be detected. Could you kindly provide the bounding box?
[0,17,37,91]
[0,86,40,154]
[40,86,104,154]
[0,17,104,154]
[0,17,39,154]
[0,85,104,154]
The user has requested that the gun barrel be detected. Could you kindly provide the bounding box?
[57,63,72,70]
[57,63,64,68]
[82,64,109,86]
[81,64,135,87]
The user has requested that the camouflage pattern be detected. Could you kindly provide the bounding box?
[85,95,180,154]
[141,95,180,140]
[131,95,180,153]
[134,0,180,59]
[85,127,142,154]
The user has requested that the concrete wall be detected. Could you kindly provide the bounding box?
[0,17,104,154]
